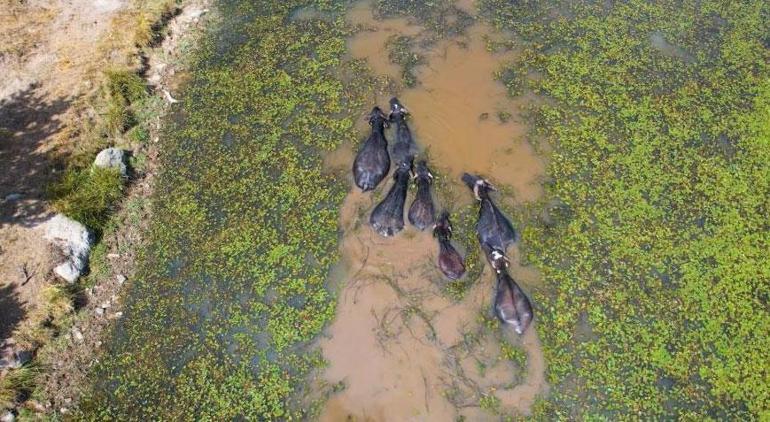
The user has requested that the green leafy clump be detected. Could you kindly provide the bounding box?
[479,391,501,414]
[0,364,41,409]
[480,0,770,418]
[495,66,523,98]
[103,69,147,133]
[499,340,526,368]
[385,35,424,88]
[75,1,362,419]
[51,166,125,233]
[105,69,148,105]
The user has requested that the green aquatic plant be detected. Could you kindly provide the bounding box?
[374,0,473,39]
[480,0,770,418]
[74,1,365,419]
[372,0,472,87]
[386,34,424,88]
[479,391,502,414]
[499,339,526,368]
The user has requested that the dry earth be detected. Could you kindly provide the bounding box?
[1,0,133,349]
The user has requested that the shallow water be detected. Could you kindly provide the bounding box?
[344,2,544,202]
[319,2,548,419]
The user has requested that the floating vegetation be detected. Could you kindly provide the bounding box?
[373,0,473,39]
[75,1,362,418]
[480,0,770,418]
[385,35,424,87]
[368,0,473,88]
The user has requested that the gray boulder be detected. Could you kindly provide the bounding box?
[0,349,32,370]
[93,147,127,176]
[42,214,92,283]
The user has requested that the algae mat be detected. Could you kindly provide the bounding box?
[479,0,770,418]
[79,1,356,419]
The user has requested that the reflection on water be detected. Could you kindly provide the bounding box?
[319,1,548,419]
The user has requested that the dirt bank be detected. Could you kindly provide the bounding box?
[1,0,211,416]
[0,0,128,347]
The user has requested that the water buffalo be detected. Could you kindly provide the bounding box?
[370,157,413,236]
[353,107,391,191]
[486,248,533,334]
[388,97,417,166]
[461,173,517,254]
[432,211,466,280]
[408,160,436,230]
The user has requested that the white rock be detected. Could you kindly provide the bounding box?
[54,262,82,284]
[43,214,92,283]
[72,327,84,343]
[95,307,104,316]
[162,88,179,104]
[93,147,127,176]
[187,8,209,19]
[116,274,126,285]
[1,410,15,422]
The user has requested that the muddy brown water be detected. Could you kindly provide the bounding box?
[319,2,548,420]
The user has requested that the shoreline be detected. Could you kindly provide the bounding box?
[0,1,213,417]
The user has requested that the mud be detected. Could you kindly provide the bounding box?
[319,2,548,418]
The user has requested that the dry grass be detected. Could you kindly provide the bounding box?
[0,363,41,409]
[0,1,57,59]
[101,0,179,58]
[12,285,74,350]
[2,285,68,407]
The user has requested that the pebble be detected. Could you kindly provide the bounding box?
[116,274,126,285]
[0,410,15,422]
[95,307,104,316]
[72,327,84,343]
